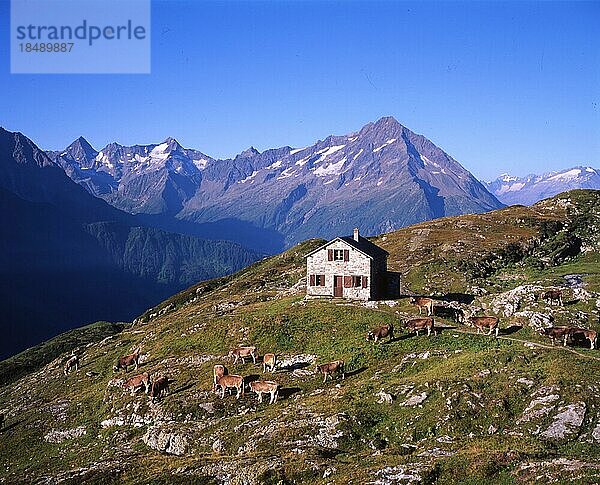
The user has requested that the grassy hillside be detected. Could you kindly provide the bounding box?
[0,190,599,484]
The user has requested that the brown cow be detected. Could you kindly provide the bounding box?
[63,354,79,376]
[230,346,257,365]
[316,360,345,383]
[567,327,597,350]
[262,353,277,373]
[249,380,279,404]
[469,316,500,337]
[213,364,228,391]
[113,347,141,372]
[150,376,169,400]
[410,297,434,316]
[123,372,150,395]
[366,323,394,343]
[406,317,435,337]
[541,290,563,306]
[216,375,244,399]
[540,326,570,346]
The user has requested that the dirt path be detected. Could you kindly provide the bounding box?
[353,303,600,361]
[445,326,600,362]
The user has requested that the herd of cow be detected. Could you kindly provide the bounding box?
[410,292,597,350]
[61,290,597,406]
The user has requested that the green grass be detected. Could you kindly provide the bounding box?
[2,190,600,484]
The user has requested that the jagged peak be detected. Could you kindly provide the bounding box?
[237,146,260,158]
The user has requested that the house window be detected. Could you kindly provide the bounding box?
[333,249,345,261]
[352,276,363,287]
[310,274,325,286]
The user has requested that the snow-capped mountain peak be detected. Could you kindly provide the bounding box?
[49,116,503,242]
[485,166,600,205]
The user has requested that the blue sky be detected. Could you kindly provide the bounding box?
[1,0,598,180]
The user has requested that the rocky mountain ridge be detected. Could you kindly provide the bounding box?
[50,117,503,251]
[485,166,600,206]
[0,128,261,358]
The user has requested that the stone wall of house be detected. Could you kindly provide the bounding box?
[306,240,372,300]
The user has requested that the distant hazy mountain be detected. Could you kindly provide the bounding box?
[485,166,600,205]
[51,117,503,250]
[0,128,260,358]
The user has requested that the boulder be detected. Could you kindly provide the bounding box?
[540,402,586,440]
[143,425,189,456]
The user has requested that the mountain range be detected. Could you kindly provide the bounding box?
[0,128,260,358]
[485,166,600,206]
[49,117,504,251]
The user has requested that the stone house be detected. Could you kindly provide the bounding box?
[305,228,390,301]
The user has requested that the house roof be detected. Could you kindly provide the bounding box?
[305,235,389,260]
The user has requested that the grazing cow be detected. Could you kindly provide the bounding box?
[468,316,500,337]
[213,364,228,391]
[405,317,435,337]
[113,347,141,372]
[123,372,150,395]
[249,380,279,404]
[262,353,277,373]
[568,327,597,350]
[316,360,345,383]
[216,375,244,399]
[150,376,169,400]
[541,290,563,306]
[230,346,257,365]
[63,354,79,376]
[410,297,434,316]
[540,326,570,346]
[366,323,394,343]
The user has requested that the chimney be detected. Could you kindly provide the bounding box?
[353,228,360,241]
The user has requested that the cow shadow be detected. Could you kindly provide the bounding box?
[433,325,456,335]
[280,362,311,372]
[433,306,461,322]
[438,293,475,305]
[499,325,522,336]
[244,374,261,384]
[346,366,367,378]
[279,387,302,400]
[171,381,195,395]
[388,333,414,343]
[567,334,594,349]
[0,419,24,433]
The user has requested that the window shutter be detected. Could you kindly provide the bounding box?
[343,249,349,262]
[320,275,326,286]
[344,276,352,288]
[362,276,368,288]
[328,249,333,261]
[310,274,315,286]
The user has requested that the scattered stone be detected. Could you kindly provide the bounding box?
[516,377,534,387]
[44,426,86,443]
[488,425,497,435]
[372,465,422,484]
[592,422,600,442]
[513,311,554,332]
[540,402,586,440]
[401,392,428,407]
[490,285,543,317]
[518,386,560,424]
[376,390,393,404]
[143,425,189,456]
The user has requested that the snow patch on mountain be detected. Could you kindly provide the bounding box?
[314,156,347,177]
[485,166,600,206]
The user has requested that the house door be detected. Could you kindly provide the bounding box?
[333,276,343,297]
